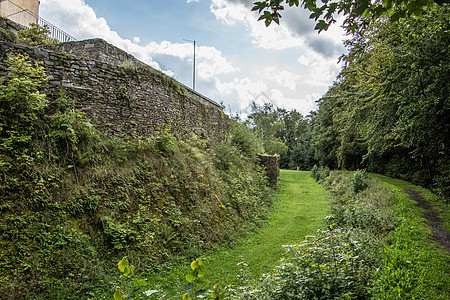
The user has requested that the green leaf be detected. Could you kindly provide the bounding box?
[118,259,128,273]
[353,0,370,16]
[123,265,131,277]
[186,273,196,283]
[183,293,192,300]
[113,289,125,300]
[190,260,198,271]
[134,278,147,287]
[314,20,330,32]
[196,278,210,285]
[252,1,267,13]
[197,264,206,277]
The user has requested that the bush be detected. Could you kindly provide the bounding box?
[311,164,330,182]
[229,121,263,159]
[433,172,450,204]
[15,23,58,46]
[350,169,368,194]
[261,229,375,299]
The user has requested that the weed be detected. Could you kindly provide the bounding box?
[350,169,368,194]
[15,23,58,46]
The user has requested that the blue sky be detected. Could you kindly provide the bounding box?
[39,0,347,116]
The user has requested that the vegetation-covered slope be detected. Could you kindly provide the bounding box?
[0,52,274,299]
[230,169,449,299]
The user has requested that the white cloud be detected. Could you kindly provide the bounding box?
[271,70,300,91]
[196,46,238,79]
[187,0,200,3]
[217,77,267,110]
[39,0,238,82]
[210,0,305,50]
[297,49,342,87]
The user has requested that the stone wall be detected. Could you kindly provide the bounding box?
[0,39,229,143]
[257,154,280,188]
[44,38,149,68]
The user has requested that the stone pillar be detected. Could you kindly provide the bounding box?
[257,154,279,188]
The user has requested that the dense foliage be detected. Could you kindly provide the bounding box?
[245,102,315,170]
[0,53,274,299]
[229,171,449,299]
[313,4,449,200]
[15,23,58,46]
[253,0,448,32]
[248,4,449,201]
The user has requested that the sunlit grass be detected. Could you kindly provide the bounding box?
[204,170,329,284]
[143,170,329,298]
[372,173,450,231]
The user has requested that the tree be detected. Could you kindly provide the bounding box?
[247,102,288,155]
[308,4,449,198]
[252,0,448,33]
[310,85,342,170]
[276,108,316,169]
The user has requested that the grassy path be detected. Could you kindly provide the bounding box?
[203,170,329,284]
[147,170,329,295]
[371,173,450,249]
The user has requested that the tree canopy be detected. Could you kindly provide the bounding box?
[245,4,449,201]
[252,0,449,32]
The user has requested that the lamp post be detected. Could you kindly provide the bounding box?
[183,39,196,91]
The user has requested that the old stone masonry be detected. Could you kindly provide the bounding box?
[0,35,229,143]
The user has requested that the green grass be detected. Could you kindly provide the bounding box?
[372,173,450,231]
[142,170,329,298]
[369,177,450,299]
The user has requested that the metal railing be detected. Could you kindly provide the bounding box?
[37,16,76,42]
[1,0,75,42]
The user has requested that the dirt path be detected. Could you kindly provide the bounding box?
[403,188,450,252]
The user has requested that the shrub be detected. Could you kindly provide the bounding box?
[0,26,15,42]
[15,23,58,46]
[350,169,368,194]
[433,172,450,204]
[310,164,330,182]
[261,229,375,299]
[229,121,263,159]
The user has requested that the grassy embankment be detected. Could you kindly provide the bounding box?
[373,173,450,232]
[0,52,275,299]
